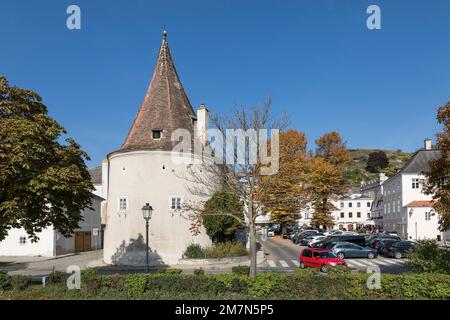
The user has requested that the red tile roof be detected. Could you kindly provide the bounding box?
[406,200,436,207]
[117,31,196,153]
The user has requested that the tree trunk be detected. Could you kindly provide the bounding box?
[249,220,257,277]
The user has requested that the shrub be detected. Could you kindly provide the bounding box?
[81,268,101,294]
[406,240,450,274]
[126,273,149,298]
[194,268,205,276]
[0,272,11,291]
[205,241,249,258]
[159,268,183,275]
[232,265,250,276]
[10,275,32,291]
[183,243,206,259]
[49,270,65,284]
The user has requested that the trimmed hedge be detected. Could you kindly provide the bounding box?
[2,268,450,299]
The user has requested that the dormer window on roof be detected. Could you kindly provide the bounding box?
[152,129,162,140]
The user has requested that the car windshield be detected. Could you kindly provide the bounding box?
[319,252,337,258]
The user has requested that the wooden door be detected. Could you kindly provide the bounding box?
[83,232,91,251]
[75,232,84,252]
[75,231,92,252]
[348,224,354,231]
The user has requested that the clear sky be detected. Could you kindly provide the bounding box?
[1,0,449,166]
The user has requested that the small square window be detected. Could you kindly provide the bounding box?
[412,178,420,189]
[19,236,27,245]
[357,202,361,208]
[348,202,352,208]
[349,212,353,218]
[170,197,182,209]
[152,130,162,139]
[367,202,371,208]
[357,212,361,218]
[340,212,344,218]
[119,197,128,211]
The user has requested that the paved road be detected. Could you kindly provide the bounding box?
[0,250,104,277]
[259,236,408,274]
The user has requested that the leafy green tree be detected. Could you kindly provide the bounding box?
[0,76,94,241]
[202,187,244,243]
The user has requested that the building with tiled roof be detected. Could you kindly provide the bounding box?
[102,32,213,266]
[371,139,449,241]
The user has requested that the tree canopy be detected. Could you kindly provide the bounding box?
[424,102,450,231]
[366,151,389,173]
[258,130,308,226]
[202,187,244,243]
[0,76,94,241]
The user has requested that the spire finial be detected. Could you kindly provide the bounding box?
[162,29,167,40]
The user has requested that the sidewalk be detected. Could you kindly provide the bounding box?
[87,250,266,274]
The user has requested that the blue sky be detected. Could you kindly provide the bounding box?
[1,0,449,166]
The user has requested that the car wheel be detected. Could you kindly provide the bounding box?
[320,264,328,273]
[394,252,402,259]
[300,262,306,269]
[367,252,375,259]
[337,252,345,259]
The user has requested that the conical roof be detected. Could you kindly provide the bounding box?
[118,31,196,153]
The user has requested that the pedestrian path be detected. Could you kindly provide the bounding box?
[262,257,406,270]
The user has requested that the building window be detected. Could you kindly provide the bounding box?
[348,202,352,208]
[19,236,27,245]
[367,212,370,218]
[152,130,162,140]
[349,212,353,218]
[357,212,361,218]
[357,202,361,208]
[412,178,420,189]
[340,202,344,208]
[367,202,371,208]
[340,212,344,218]
[170,197,182,209]
[425,212,431,221]
[118,197,128,211]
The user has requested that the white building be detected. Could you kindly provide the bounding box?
[0,194,104,257]
[102,32,213,266]
[361,173,389,231]
[332,195,374,231]
[377,139,449,241]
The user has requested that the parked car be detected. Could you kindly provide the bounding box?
[296,230,320,245]
[381,241,416,259]
[323,229,343,236]
[267,230,275,237]
[292,230,319,244]
[375,239,399,253]
[299,248,347,273]
[383,231,399,237]
[307,235,326,247]
[329,241,378,259]
[301,234,324,246]
[313,235,367,248]
[369,235,401,248]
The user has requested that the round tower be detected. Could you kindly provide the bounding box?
[103,32,212,266]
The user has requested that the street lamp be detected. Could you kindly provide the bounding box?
[142,203,153,273]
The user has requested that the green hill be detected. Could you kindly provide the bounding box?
[344,149,412,187]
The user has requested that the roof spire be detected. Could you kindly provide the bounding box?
[162,29,167,40]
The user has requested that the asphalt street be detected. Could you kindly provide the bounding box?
[259,236,408,274]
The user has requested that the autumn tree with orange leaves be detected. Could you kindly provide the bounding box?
[257,130,308,229]
[307,131,352,228]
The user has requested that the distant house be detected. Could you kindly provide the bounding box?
[369,139,449,241]
[0,193,103,257]
[332,194,374,231]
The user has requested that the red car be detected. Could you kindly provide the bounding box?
[299,248,347,273]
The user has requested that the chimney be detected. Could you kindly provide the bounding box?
[196,104,209,145]
[101,159,109,199]
[424,138,432,150]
